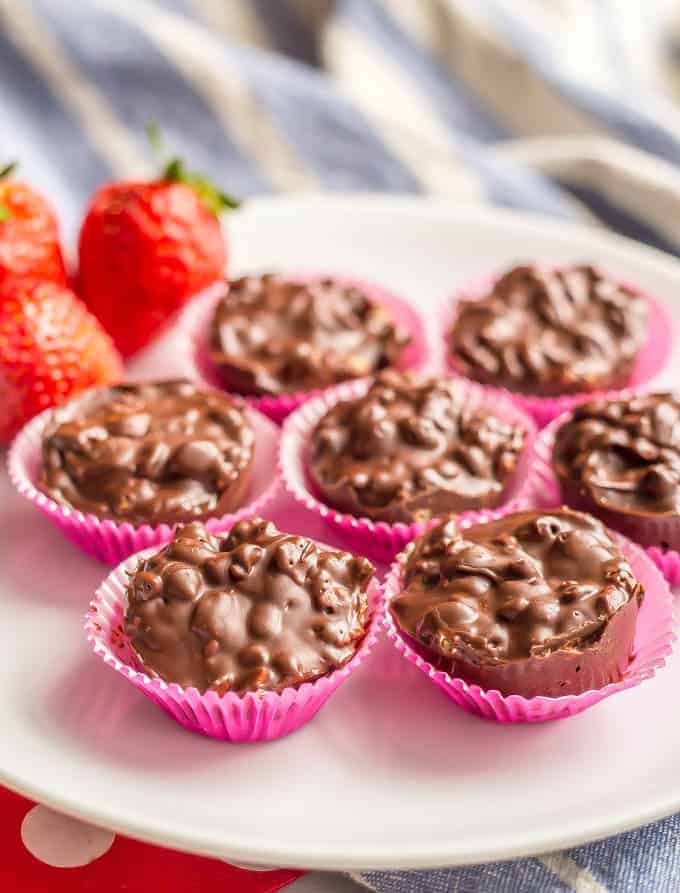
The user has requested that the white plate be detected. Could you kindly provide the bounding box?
[2,195,680,872]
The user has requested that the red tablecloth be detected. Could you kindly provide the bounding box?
[1,787,302,892]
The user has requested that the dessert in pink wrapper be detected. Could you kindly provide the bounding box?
[384,508,674,723]
[7,381,281,565]
[441,264,672,427]
[528,392,680,586]
[179,272,429,424]
[279,372,537,563]
[85,518,384,742]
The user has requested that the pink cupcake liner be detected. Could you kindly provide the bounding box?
[439,270,673,428]
[527,401,680,586]
[384,515,674,722]
[85,546,384,742]
[646,548,680,587]
[7,402,281,566]
[279,376,538,564]
[178,272,430,424]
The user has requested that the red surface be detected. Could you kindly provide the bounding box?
[0,786,302,893]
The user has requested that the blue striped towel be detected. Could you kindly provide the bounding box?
[2,1,680,891]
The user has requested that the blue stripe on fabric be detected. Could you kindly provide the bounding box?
[213,41,423,192]
[466,149,577,218]
[36,0,422,194]
[360,857,570,893]
[483,0,680,166]
[30,0,272,196]
[154,0,193,13]
[0,24,111,235]
[251,0,321,67]
[337,0,508,144]
[565,813,680,892]
[333,0,576,214]
[558,180,680,257]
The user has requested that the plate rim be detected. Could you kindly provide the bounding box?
[1,762,679,871]
[237,191,680,279]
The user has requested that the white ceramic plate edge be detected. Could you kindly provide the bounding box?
[0,763,678,871]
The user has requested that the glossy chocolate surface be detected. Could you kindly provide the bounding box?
[448,264,648,396]
[210,274,411,396]
[125,518,374,694]
[553,393,680,519]
[40,380,254,524]
[309,372,527,523]
[391,509,643,697]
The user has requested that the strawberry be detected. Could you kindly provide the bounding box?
[0,279,123,443]
[0,163,68,288]
[77,130,238,357]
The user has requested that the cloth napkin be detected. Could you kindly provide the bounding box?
[2,1,680,891]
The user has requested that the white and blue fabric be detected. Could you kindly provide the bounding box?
[2,1,680,890]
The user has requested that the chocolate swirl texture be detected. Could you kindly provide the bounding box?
[309,371,527,523]
[448,264,648,396]
[125,518,375,694]
[40,380,254,524]
[210,274,411,396]
[553,393,680,524]
[391,509,643,697]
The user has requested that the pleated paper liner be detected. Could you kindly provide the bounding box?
[528,403,680,585]
[439,269,672,427]
[85,546,384,742]
[279,375,537,563]
[180,273,429,424]
[8,400,280,565]
[383,515,674,723]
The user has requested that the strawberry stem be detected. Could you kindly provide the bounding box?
[145,121,239,215]
[145,120,163,156]
[0,162,15,220]
[0,162,17,180]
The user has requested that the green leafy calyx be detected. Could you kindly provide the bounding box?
[0,162,17,180]
[0,162,17,221]
[162,157,240,215]
[145,121,239,216]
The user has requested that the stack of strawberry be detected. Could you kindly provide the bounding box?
[0,141,235,443]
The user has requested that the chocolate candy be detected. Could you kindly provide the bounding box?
[448,264,648,396]
[125,518,375,694]
[553,394,680,535]
[308,371,527,523]
[209,273,411,395]
[40,380,254,524]
[391,509,643,697]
